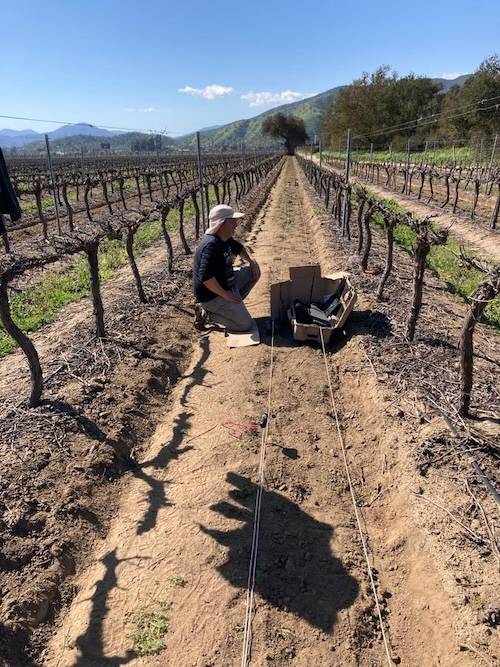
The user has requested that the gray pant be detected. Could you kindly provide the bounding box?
[202,265,257,332]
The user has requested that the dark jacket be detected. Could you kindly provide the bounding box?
[0,147,21,228]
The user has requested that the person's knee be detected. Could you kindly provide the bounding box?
[231,312,254,332]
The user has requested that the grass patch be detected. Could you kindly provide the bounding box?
[0,195,215,357]
[325,146,477,165]
[168,575,187,588]
[21,195,54,213]
[367,196,500,329]
[126,600,170,657]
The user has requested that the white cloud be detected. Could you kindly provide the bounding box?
[241,90,310,108]
[440,72,468,80]
[125,107,158,113]
[178,84,234,99]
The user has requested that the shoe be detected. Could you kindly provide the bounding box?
[194,303,209,331]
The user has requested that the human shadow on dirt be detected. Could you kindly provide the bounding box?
[200,472,359,631]
[72,548,147,666]
[133,335,211,535]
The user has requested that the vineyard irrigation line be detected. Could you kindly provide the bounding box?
[319,327,394,666]
[241,320,275,667]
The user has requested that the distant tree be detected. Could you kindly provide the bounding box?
[438,55,500,140]
[131,135,157,152]
[322,66,441,149]
[261,113,308,154]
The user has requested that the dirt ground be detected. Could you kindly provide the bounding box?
[29,158,499,667]
[0,159,500,667]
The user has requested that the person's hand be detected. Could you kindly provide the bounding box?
[224,289,242,303]
[250,260,261,281]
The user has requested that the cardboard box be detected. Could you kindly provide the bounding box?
[270,265,357,344]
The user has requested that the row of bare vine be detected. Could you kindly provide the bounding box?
[0,154,283,406]
[298,155,500,417]
[324,155,500,228]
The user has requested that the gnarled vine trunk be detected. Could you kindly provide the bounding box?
[0,275,43,406]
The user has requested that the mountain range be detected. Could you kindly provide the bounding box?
[0,123,122,149]
[1,74,469,154]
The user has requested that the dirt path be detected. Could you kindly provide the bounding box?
[313,156,500,263]
[43,158,488,667]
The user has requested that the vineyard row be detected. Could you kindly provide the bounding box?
[297,154,500,419]
[0,154,284,406]
[322,155,500,228]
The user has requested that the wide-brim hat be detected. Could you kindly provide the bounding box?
[205,204,244,235]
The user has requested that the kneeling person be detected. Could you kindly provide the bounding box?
[193,204,261,332]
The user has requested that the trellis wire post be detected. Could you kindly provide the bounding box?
[405,138,411,194]
[489,133,498,170]
[342,128,352,229]
[44,134,61,234]
[196,131,207,230]
[345,128,352,180]
[319,137,322,169]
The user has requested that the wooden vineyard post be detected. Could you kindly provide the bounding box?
[342,184,352,240]
[0,274,43,406]
[85,241,106,338]
[126,226,147,303]
[341,128,352,232]
[458,265,500,416]
[45,134,62,234]
[405,221,447,341]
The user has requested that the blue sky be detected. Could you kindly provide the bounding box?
[1,0,499,136]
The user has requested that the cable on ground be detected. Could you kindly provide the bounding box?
[319,327,394,666]
[241,320,275,667]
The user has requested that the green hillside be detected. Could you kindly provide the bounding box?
[175,86,345,151]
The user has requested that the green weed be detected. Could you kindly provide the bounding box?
[168,575,187,588]
[126,600,170,657]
